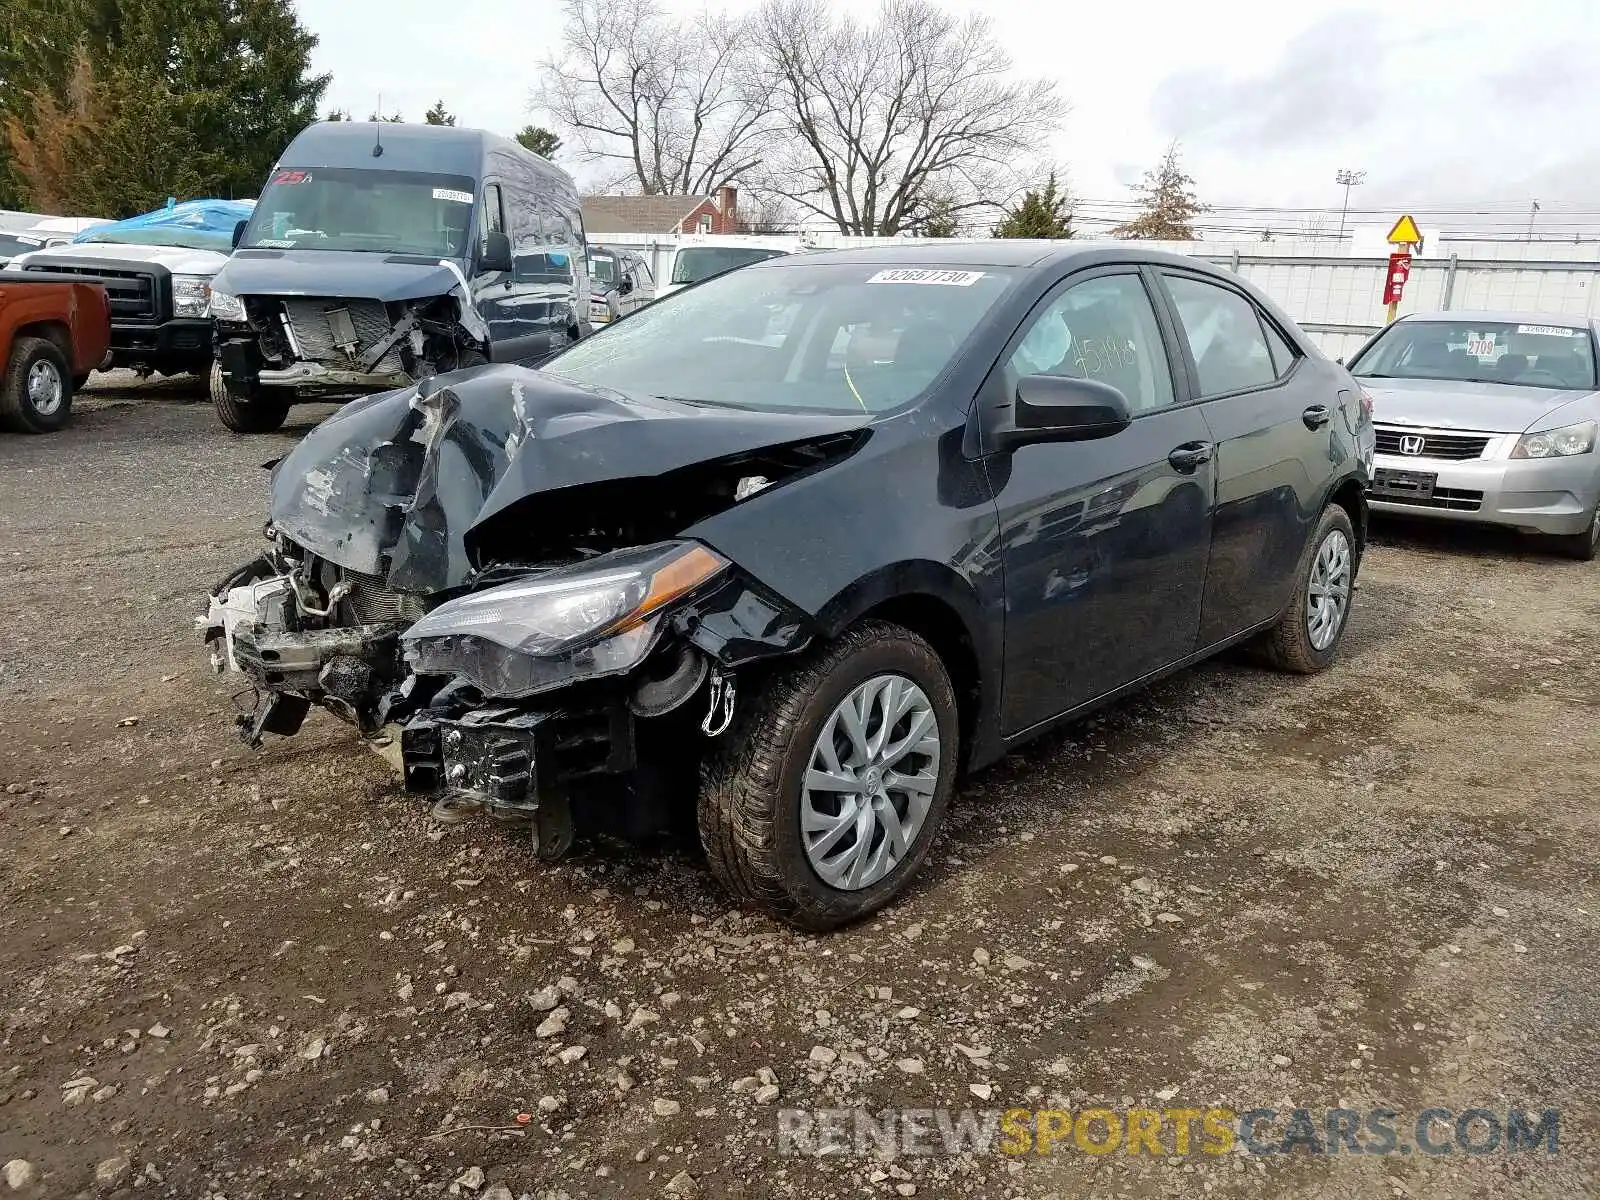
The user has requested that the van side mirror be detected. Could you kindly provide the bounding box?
[995,375,1133,449]
[480,231,513,274]
[232,220,247,250]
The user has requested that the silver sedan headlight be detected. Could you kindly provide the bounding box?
[173,273,215,318]
[208,287,246,321]
[1512,420,1596,459]
[402,541,728,698]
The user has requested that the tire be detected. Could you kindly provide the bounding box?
[1260,504,1358,674]
[210,360,289,433]
[698,620,959,931]
[0,336,73,433]
[1546,505,1599,561]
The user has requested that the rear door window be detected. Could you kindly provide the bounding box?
[1163,275,1277,397]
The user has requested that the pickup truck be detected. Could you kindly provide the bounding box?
[0,273,112,433]
[4,199,249,380]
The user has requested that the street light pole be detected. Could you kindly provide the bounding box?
[1526,200,1541,241]
[1335,168,1366,241]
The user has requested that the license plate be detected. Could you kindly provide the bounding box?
[1372,467,1437,499]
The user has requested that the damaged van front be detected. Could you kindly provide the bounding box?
[207,121,589,433]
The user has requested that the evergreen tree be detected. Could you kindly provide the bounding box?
[514,124,562,158]
[423,100,456,126]
[324,108,351,121]
[2,0,328,216]
[992,172,1073,239]
[367,111,405,122]
[1111,141,1208,241]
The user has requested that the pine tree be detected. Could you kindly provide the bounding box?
[2,0,328,216]
[324,108,350,122]
[992,172,1074,239]
[423,100,456,126]
[515,125,562,158]
[1111,141,1208,241]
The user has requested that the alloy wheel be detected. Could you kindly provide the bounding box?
[27,359,63,417]
[801,673,941,891]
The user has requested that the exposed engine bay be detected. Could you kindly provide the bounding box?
[199,364,870,856]
[215,287,490,400]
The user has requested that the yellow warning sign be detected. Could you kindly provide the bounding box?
[1387,214,1422,246]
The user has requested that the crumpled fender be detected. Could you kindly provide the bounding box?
[267,365,871,595]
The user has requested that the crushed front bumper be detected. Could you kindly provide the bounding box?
[1370,439,1600,535]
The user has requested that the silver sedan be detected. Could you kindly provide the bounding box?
[1348,310,1600,559]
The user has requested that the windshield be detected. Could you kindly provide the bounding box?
[0,233,44,258]
[589,251,617,283]
[1352,319,1596,390]
[545,261,1015,414]
[241,166,476,257]
[670,246,787,285]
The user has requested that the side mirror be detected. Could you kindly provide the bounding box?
[997,375,1132,448]
[232,220,248,250]
[480,231,513,274]
[618,276,633,296]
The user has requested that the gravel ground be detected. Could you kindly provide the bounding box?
[2,379,1598,1199]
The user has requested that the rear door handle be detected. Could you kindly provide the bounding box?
[1168,441,1214,472]
[1303,404,1332,429]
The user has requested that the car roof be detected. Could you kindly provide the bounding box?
[1400,309,1598,331]
[768,239,1214,273]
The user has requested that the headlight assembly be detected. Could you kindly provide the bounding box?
[207,287,246,321]
[402,541,728,697]
[1512,420,1596,459]
[173,274,215,318]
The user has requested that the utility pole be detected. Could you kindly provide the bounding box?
[1335,168,1366,241]
[1526,200,1541,241]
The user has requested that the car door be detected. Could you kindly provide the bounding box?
[472,181,536,360]
[987,266,1216,735]
[1152,270,1329,645]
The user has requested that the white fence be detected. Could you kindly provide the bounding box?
[595,231,1600,361]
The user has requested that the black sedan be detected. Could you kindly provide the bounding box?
[202,242,1374,930]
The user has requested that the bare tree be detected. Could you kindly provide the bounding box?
[753,0,1064,236]
[537,0,772,195]
[733,191,798,233]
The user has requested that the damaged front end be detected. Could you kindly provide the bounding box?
[214,286,489,403]
[201,366,863,852]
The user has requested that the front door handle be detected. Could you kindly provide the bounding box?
[1168,441,1214,472]
[1302,404,1332,430]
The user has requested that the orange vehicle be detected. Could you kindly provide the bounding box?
[0,273,111,433]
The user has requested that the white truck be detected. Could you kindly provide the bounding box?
[4,202,249,378]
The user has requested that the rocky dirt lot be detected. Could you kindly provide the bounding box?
[2,381,1598,1200]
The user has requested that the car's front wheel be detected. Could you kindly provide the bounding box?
[1260,504,1358,673]
[0,336,74,433]
[1547,505,1599,561]
[698,620,959,931]
[210,360,289,433]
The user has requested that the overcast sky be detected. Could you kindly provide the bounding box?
[297,0,1600,236]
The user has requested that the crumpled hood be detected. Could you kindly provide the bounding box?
[213,247,468,302]
[1363,376,1593,433]
[268,364,870,593]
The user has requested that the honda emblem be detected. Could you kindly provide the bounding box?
[1399,434,1426,456]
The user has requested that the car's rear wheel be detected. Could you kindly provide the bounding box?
[1260,505,1357,673]
[210,360,289,433]
[698,620,958,931]
[0,336,74,434]
[1547,505,1599,561]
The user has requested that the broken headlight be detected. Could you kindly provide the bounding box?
[208,287,245,321]
[402,541,728,698]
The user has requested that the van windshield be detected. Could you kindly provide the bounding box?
[241,166,477,257]
[670,246,787,285]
